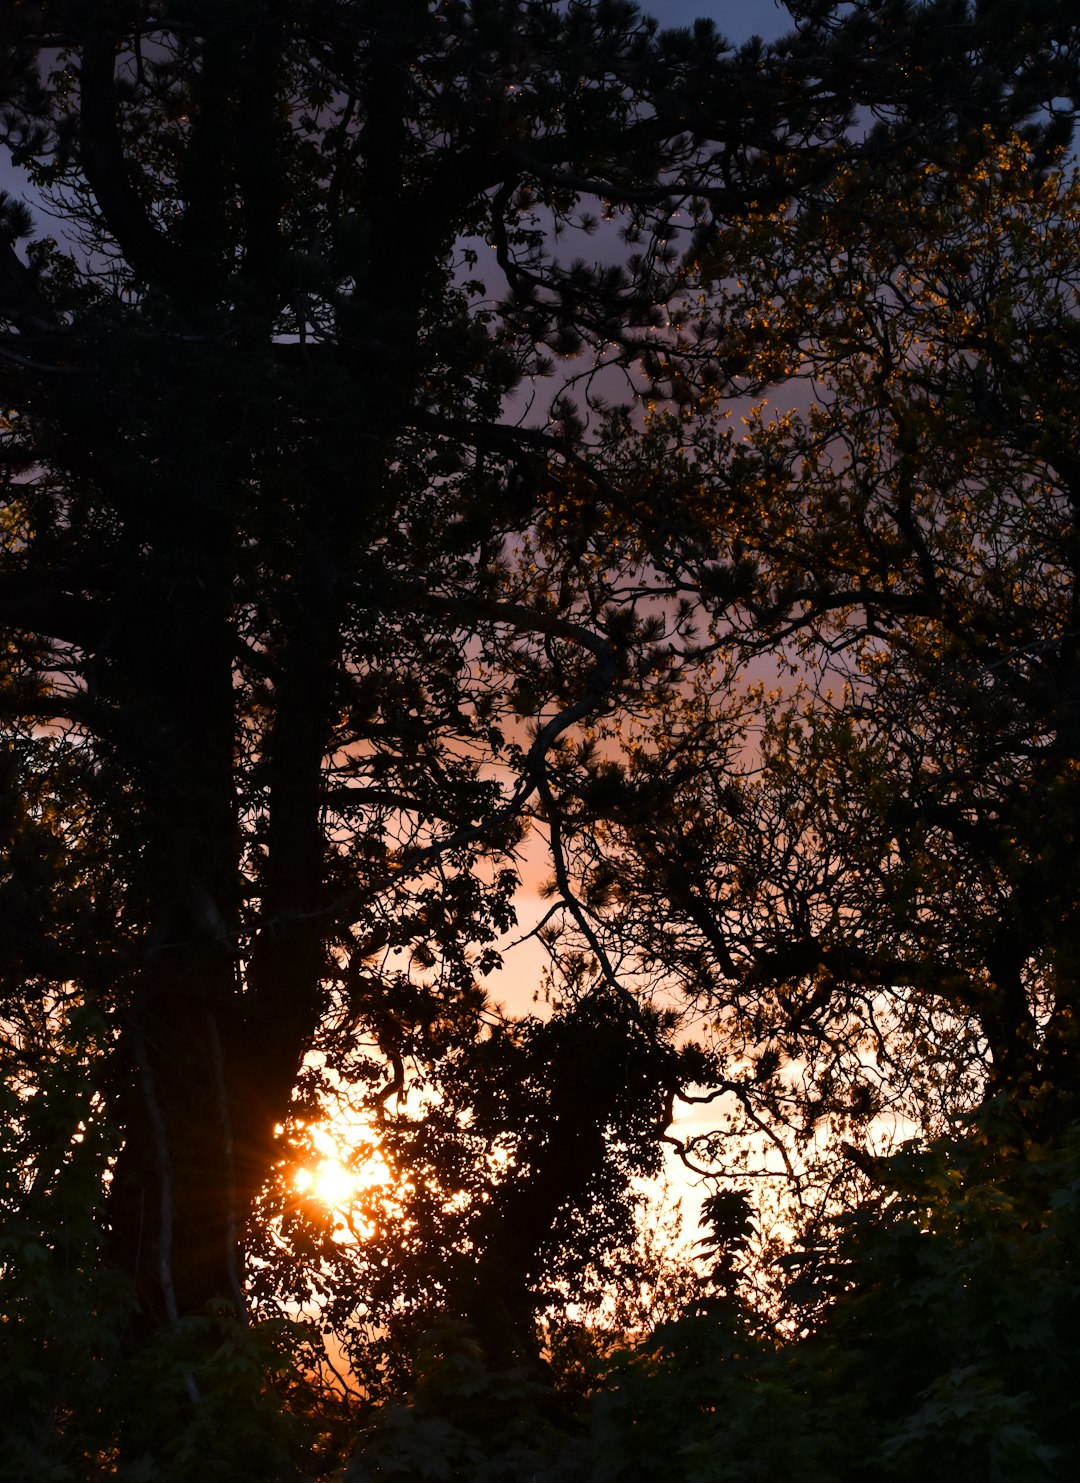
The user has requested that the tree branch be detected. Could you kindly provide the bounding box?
[78,33,184,289]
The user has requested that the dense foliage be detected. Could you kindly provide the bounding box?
[2,1,1080,1477]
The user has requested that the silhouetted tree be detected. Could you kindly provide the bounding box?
[2,1,1078,1473]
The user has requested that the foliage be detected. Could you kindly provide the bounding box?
[808,1118,1080,1480]
[543,132,1080,1261]
[346,1323,574,1483]
[541,1117,1080,1483]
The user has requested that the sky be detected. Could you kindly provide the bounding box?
[648,0,795,42]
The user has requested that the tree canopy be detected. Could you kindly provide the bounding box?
[2,1,1080,1478]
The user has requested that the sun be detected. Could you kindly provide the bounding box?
[294,1157,358,1208]
[292,1115,393,1215]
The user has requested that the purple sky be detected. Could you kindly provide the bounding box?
[648,0,794,43]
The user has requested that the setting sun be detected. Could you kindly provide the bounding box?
[291,1116,393,1216]
[294,1158,358,1208]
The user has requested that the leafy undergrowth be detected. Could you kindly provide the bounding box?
[6,1117,1079,1480]
[341,1117,1080,1483]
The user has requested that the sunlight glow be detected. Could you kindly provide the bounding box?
[292,1116,393,1217]
[294,1158,357,1208]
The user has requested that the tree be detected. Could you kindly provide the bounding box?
[2,0,1079,1472]
[554,127,1080,1282]
[738,134,1080,1138]
[344,125,1080,1483]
